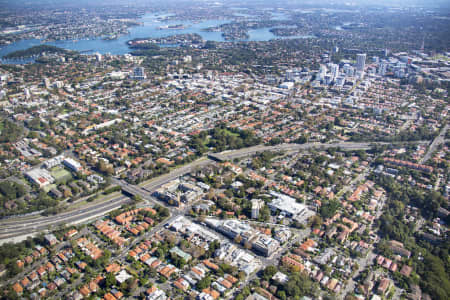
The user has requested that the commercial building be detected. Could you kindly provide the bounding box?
[356,53,367,72]
[25,168,55,188]
[268,191,307,217]
[343,64,355,77]
[109,71,127,80]
[279,82,294,89]
[206,218,280,257]
[168,216,220,250]
[44,234,58,246]
[318,65,327,81]
[63,158,82,172]
[169,246,192,262]
[252,234,280,257]
[214,243,261,275]
[329,63,339,81]
[44,155,65,169]
[251,199,264,219]
[131,67,147,80]
[43,78,51,88]
[378,61,388,76]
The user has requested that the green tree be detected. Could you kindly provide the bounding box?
[284,272,317,297]
[196,276,212,290]
[319,200,340,219]
[105,272,116,287]
[262,265,278,281]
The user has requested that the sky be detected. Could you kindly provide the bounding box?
[1,0,449,9]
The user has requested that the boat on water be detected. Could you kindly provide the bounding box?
[158,24,186,30]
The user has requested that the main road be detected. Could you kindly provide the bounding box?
[0,140,429,243]
[209,140,431,162]
[420,123,448,163]
[0,197,129,243]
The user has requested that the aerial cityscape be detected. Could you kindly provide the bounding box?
[0,0,449,299]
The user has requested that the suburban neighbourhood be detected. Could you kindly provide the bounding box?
[0,1,449,299]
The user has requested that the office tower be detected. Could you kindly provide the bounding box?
[286,70,295,81]
[356,53,366,72]
[318,64,327,81]
[378,61,387,76]
[330,64,339,80]
[343,64,354,77]
[251,199,264,219]
[131,67,146,80]
[43,77,51,88]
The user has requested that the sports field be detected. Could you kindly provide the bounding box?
[50,167,72,183]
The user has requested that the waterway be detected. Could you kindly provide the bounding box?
[0,11,311,63]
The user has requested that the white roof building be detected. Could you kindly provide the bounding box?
[268,191,308,217]
[272,272,289,284]
[63,158,82,172]
[279,82,294,89]
[25,168,55,188]
[115,270,132,284]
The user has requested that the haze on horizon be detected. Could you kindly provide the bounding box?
[1,0,450,9]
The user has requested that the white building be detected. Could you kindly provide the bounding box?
[214,243,261,275]
[285,69,296,81]
[53,81,64,89]
[378,61,388,76]
[207,218,280,257]
[329,63,339,81]
[63,158,82,172]
[109,71,126,80]
[268,191,308,217]
[24,88,30,99]
[356,53,367,72]
[318,64,327,81]
[25,168,55,188]
[272,272,289,284]
[131,67,146,80]
[44,155,65,169]
[147,289,167,300]
[115,270,132,284]
[251,199,264,219]
[168,216,219,248]
[343,64,355,77]
[279,82,294,89]
[335,76,346,87]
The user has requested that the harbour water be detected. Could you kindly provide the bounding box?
[0,12,310,61]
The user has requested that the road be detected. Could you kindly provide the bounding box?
[0,227,88,287]
[338,166,387,299]
[0,140,429,243]
[399,119,413,132]
[141,157,212,190]
[0,197,129,243]
[420,123,448,163]
[210,140,431,162]
[210,142,373,161]
[336,169,368,199]
[339,251,376,299]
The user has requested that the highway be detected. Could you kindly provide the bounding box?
[0,197,129,242]
[141,156,212,190]
[420,123,448,163]
[209,140,431,161]
[209,142,371,161]
[0,140,429,243]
